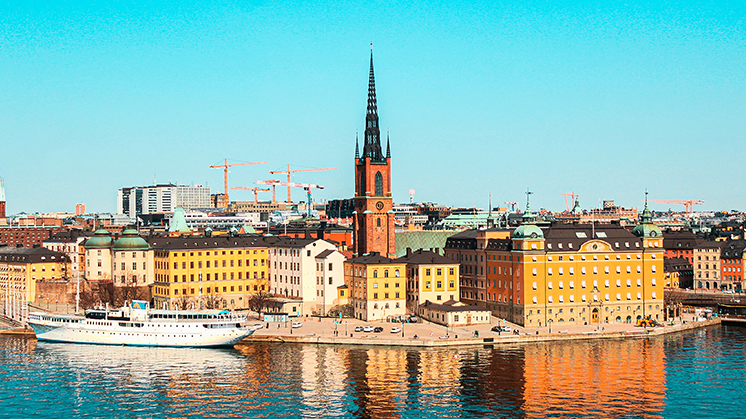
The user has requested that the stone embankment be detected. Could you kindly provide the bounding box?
[238,318,721,348]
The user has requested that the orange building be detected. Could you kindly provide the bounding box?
[447,200,665,327]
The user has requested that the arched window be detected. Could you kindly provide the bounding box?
[377,218,381,227]
[375,172,383,196]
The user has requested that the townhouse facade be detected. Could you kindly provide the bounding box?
[344,253,406,321]
[151,235,270,310]
[397,248,460,313]
[0,246,69,315]
[267,236,345,316]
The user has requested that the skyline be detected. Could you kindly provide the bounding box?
[1,1,744,214]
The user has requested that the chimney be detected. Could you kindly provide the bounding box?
[406,247,412,257]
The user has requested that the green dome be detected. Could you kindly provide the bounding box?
[632,205,662,238]
[512,200,544,239]
[85,228,113,249]
[112,227,150,250]
[512,224,544,239]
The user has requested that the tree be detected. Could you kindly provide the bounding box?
[175,294,192,310]
[664,289,684,320]
[328,303,353,318]
[97,279,117,307]
[116,270,149,306]
[248,292,272,313]
[203,293,225,310]
[77,280,99,310]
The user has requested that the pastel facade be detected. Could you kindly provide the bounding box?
[445,202,666,327]
[397,249,460,313]
[267,237,345,316]
[418,299,491,327]
[693,242,721,290]
[0,247,69,313]
[151,236,270,310]
[345,253,406,321]
[43,230,90,276]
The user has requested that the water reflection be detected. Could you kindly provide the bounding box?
[0,331,722,419]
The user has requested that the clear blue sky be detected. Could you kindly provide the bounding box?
[1,1,744,214]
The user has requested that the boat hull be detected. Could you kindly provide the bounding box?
[27,312,258,348]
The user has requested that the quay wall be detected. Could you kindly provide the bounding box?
[238,318,722,348]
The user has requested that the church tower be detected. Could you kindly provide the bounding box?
[0,175,6,219]
[352,47,395,258]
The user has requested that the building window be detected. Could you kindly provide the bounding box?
[375,171,383,196]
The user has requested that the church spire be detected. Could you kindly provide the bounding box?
[361,43,384,162]
[386,131,391,158]
[355,131,359,159]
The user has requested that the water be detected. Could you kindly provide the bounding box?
[1,326,744,418]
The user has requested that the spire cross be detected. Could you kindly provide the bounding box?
[525,188,533,209]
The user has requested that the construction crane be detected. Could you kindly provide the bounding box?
[269,165,336,203]
[261,181,324,217]
[504,202,518,212]
[561,191,579,212]
[230,186,271,204]
[650,199,705,215]
[254,180,283,203]
[210,159,267,208]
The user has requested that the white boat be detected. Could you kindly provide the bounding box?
[27,300,259,348]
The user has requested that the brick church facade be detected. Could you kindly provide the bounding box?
[352,49,395,258]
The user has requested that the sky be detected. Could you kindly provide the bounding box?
[1,0,744,215]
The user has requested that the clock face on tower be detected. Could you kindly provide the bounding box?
[376,201,384,211]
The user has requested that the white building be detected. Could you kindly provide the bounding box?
[165,211,267,230]
[42,230,91,276]
[267,237,345,316]
[117,184,211,218]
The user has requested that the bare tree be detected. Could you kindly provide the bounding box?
[97,279,118,307]
[77,280,99,310]
[664,289,684,320]
[203,293,225,310]
[328,303,353,318]
[116,270,149,306]
[248,292,272,313]
[175,294,192,310]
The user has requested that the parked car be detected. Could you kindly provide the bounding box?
[363,326,374,332]
[724,289,735,294]
[291,322,302,328]
[354,326,363,332]
[491,326,502,332]
[373,327,384,333]
[390,327,401,333]
[501,326,512,332]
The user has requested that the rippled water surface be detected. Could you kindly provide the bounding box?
[1,326,744,418]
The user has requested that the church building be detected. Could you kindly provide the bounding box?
[352,48,395,259]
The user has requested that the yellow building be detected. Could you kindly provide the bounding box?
[0,246,69,317]
[397,248,460,312]
[344,252,406,321]
[151,236,270,310]
[482,201,665,327]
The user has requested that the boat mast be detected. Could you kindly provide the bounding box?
[75,269,80,314]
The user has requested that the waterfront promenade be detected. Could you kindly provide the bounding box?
[240,315,721,348]
[2,305,721,347]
